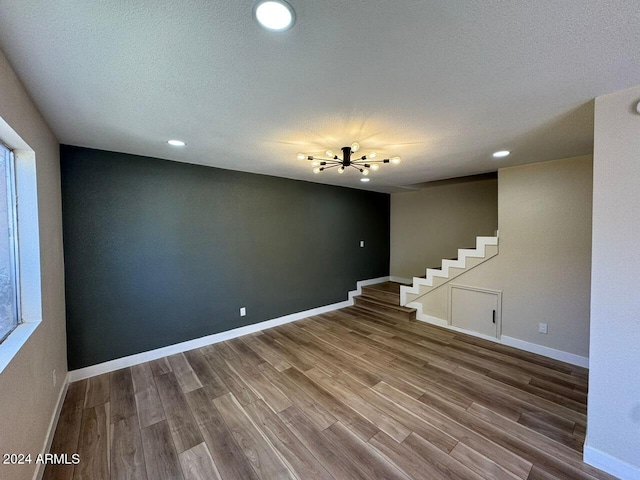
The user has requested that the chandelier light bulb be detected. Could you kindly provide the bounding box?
[338,166,345,174]
[371,164,379,171]
[368,152,377,159]
[297,153,306,161]
[390,156,401,164]
[362,168,370,176]
[326,150,334,158]
[351,142,360,152]
[311,160,320,167]
[313,167,321,174]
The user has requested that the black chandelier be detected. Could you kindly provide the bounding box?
[297,142,401,177]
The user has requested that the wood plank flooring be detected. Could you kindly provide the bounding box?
[44,305,615,480]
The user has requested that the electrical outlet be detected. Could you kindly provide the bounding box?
[360,240,365,247]
[539,323,548,334]
[53,369,57,387]
[240,307,246,317]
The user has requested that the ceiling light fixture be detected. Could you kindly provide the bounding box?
[360,178,370,183]
[297,142,402,177]
[492,150,510,158]
[253,0,295,31]
[168,139,186,147]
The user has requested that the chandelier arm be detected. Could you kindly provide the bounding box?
[351,162,373,169]
[312,158,342,164]
[352,159,386,164]
[321,164,340,170]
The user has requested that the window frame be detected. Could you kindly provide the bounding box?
[0,143,21,344]
[0,116,43,374]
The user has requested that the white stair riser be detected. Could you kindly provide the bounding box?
[400,236,498,306]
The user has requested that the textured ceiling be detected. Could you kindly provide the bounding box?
[0,1,639,192]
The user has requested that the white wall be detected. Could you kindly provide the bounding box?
[0,49,67,480]
[586,84,640,479]
[410,155,594,360]
[391,175,498,279]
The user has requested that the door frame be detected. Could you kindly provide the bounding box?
[448,284,503,339]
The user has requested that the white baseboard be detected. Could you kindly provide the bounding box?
[67,276,390,382]
[584,444,640,480]
[409,303,589,368]
[501,336,589,368]
[34,378,69,480]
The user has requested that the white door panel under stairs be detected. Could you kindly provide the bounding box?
[449,285,501,338]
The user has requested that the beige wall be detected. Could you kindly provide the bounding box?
[390,175,498,279]
[0,50,67,480]
[586,84,640,475]
[413,155,593,358]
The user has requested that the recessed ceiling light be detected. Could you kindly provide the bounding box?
[253,0,295,32]
[168,140,186,147]
[492,150,510,158]
[360,178,370,183]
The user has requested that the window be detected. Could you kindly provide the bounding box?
[0,143,19,344]
[0,120,42,372]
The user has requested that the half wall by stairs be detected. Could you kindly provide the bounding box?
[400,236,499,322]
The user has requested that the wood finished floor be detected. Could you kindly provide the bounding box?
[44,305,615,480]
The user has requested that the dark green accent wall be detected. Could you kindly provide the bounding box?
[61,145,390,369]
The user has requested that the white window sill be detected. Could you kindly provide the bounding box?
[0,321,40,373]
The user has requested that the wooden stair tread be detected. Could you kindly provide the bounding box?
[362,282,404,294]
[359,293,400,306]
[354,295,416,314]
[360,287,400,301]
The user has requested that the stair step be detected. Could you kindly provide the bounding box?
[353,295,416,321]
[346,306,405,324]
[362,281,403,294]
[406,237,499,303]
[361,285,400,304]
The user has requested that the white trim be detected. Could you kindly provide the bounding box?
[408,304,589,368]
[501,336,589,368]
[34,378,69,480]
[389,276,412,284]
[67,276,390,382]
[584,444,640,480]
[0,321,40,373]
[400,236,498,305]
[0,120,43,373]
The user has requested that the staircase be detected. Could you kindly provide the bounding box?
[400,236,499,306]
[352,282,416,320]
